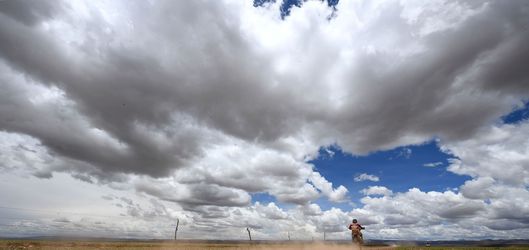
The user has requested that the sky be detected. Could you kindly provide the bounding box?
[0,0,529,241]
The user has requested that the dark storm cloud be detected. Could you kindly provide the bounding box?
[135,180,251,207]
[0,0,308,178]
[0,10,203,177]
[332,0,529,153]
[485,220,529,231]
[181,184,251,207]
[472,1,529,93]
[0,0,63,26]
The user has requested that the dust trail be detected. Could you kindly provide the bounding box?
[247,242,393,250]
[0,240,396,250]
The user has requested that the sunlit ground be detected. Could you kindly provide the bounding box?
[2,240,529,250]
[0,240,387,250]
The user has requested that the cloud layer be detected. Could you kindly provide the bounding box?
[1,0,529,240]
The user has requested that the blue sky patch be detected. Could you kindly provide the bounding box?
[502,101,529,124]
[252,192,277,204]
[254,0,339,18]
[309,141,470,208]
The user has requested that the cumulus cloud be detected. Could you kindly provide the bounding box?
[309,172,348,202]
[423,162,443,168]
[443,123,529,186]
[255,202,288,220]
[1,0,529,240]
[354,173,380,182]
[348,122,529,238]
[1,0,528,180]
[440,122,529,230]
[361,186,393,197]
[358,188,484,234]
[353,184,529,239]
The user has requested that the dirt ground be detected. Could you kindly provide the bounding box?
[0,240,391,250]
[4,240,528,250]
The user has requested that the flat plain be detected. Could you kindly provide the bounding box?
[0,240,379,250]
[1,240,529,250]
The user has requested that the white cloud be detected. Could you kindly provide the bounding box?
[442,123,529,186]
[309,172,349,202]
[348,122,529,239]
[423,162,443,167]
[300,203,323,216]
[460,177,498,199]
[255,202,288,220]
[440,122,529,229]
[354,173,380,182]
[396,148,412,159]
[361,186,393,197]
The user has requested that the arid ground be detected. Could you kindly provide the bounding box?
[2,240,529,250]
[0,240,385,250]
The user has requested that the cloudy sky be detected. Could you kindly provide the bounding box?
[1,0,529,241]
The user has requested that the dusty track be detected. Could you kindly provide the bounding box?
[0,240,393,250]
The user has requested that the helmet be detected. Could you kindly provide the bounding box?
[353,219,357,223]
